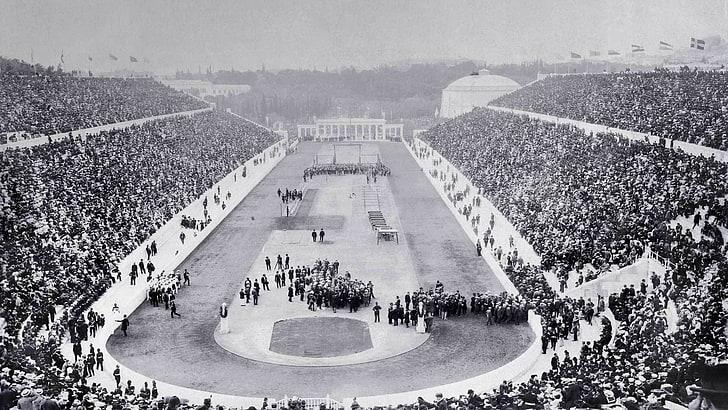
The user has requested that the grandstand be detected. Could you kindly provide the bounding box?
[2,3,728,410]
[490,70,728,151]
[0,76,208,144]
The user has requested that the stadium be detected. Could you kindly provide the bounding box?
[1,1,727,410]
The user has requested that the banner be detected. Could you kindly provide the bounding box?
[659,41,673,50]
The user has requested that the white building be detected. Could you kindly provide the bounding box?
[298,118,403,141]
[159,79,250,98]
[440,70,520,118]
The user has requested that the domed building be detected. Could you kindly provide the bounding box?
[440,69,520,118]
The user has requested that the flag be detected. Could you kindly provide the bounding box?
[608,50,620,55]
[109,54,118,61]
[690,38,705,50]
[659,41,673,50]
[589,50,601,57]
[631,44,645,53]
[88,56,93,62]
[570,52,582,59]
[129,56,138,62]
[60,51,64,64]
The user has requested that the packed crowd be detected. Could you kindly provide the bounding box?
[3,79,728,409]
[268,257,374,313]
[0,75,207,138]
[413,108,728,408]
[0,110,280,408]
[303,163,390,181]
[421,109,728,278]
[491,69,728,151]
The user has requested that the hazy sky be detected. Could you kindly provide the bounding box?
[1,0,727,73]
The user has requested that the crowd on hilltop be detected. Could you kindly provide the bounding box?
[491,69,728,151]
[414,108,728,408]
[0,75,207,139]
[0,110,279,400]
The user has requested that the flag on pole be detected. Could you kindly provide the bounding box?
[570,52,582,59]
[690,38,705,50]
[109,54,118,61]
[129,56,138,62]
[659,41,673,50]
[60,51,65,64]
[589,50,601,57]
[608,50,621,55]
[631,44,645,53]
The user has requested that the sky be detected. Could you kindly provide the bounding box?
[1,0,727,74]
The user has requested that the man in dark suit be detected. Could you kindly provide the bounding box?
[467,390,483,408]
[96,350,104,371]
[116,315,129,336]
[435,393,447,410]
[113,365,121,386]
[252,288,259,305]
[170,302,181,318]
[312,230,317,242]
[244,278,252,303]
[372,302,381,322]
[319,229,325,242]
[288,285,294,302]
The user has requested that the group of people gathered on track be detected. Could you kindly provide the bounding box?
[303,162,390,181]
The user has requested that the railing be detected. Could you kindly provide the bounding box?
[644,247,676,271]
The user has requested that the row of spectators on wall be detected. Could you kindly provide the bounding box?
[491,69,728,151]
